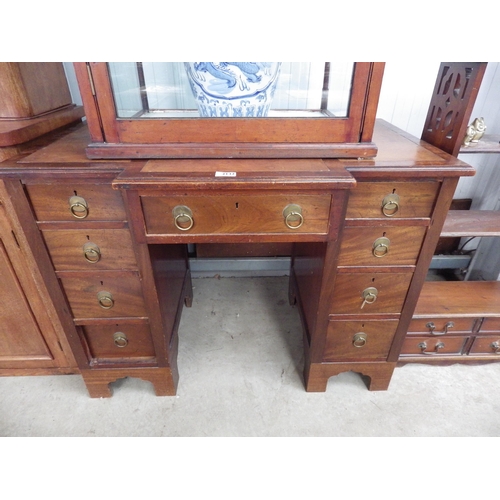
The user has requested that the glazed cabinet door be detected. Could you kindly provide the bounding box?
[0,180,76,371]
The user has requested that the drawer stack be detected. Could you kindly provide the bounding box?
[308,180,440,390]
[23,180,177,396]
[400,281,500,362]
[25,181,155,364]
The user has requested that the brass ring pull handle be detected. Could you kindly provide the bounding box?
[83,242,101,263]
[113,332,128,348]
[425,321,454,336]
[490,341,500,354]
[372,237,390,257]
[353,332,367,348]
[283,204,304,230]
[97,290,114,309]
[381,193,400,217]
[69,195,89,219]
[418,341,445,355]
[173,205,194,231]
[361,287,378,309]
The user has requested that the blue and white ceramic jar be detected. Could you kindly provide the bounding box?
[184,62,281,118]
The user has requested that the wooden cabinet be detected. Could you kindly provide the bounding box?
[399,62,500,368]
[0,179,77,373]
[74,62,384,159]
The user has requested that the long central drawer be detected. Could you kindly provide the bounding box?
[141,194,332,235]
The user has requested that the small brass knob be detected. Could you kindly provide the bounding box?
[69,195,89,219]
[113,332,128,348]
[283,204,304,229]
[173,205,194,231]
[361,287,378,309]
[381,193,400,217]
[372,236,390,257]
[83,242,101,263]
[97,290,114,309]
[353,332,367,347]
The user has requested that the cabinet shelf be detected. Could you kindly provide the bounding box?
[415,280,500,318]
[459,134,500,154]
[441,210,500,237]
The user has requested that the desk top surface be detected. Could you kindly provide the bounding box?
[2,120,475,184]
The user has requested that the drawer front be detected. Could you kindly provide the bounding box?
[324,320,398,361]
[142,194,331,235]
[346,181,439,219]
[408,317,477,335]
[58,272,147,319]
[338,226,426,266]
[400,336,468,356]
[81,323,155,360]
[469,336,500,356]
[26,183,126,222]
[42,229,136,271]
[330,272,413,315]
[479,317,500,332]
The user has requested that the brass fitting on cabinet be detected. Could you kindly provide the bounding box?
[69,195,89,219]
[83,242,101,263]
[372,236,390,257]
[283,204,304,229]
[353,332,367,347]
[173,205,194,231]
[381,193,400,217]
[97,290,114,309]
[113,332,128,348]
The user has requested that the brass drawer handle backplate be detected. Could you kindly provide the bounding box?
[173,205,194,231]
[83,242,101,263]
[97,290,114,309]
[353,332,367,347]
[372,236,390,257]
[361,287,378,309]
[69,195,89,219]
[381,193,400,217]
[283,204,304,229]
[113,332,128,348]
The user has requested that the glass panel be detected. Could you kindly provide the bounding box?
[108,62,354,119]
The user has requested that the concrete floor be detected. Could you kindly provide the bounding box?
[2,276,500,437]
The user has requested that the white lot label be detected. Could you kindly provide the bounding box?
[215,171,237,177]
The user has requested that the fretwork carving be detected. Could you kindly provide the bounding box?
[422,62,487,157]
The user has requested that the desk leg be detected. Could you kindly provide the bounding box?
[81,367,178,398]
[304,361,397,392]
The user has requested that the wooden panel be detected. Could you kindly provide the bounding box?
[400,336,468,356]
[26,183,127,222]
[58,271,147,319]
[0,62,72,118]
[142,194,331,235]
[469,336,500,355]
[480,317,500,332]
[42,229,136,271]
[324,319,397,361]
[338,225,426,266]
[330,272,413,315]
[81,323,155,360]
[346,181,439,219]
[441,210,500,237]
[0,239,52,362]
[415,281,500,317]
